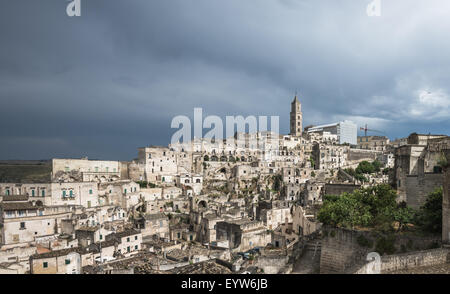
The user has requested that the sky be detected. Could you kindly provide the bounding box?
[0,0,449,160]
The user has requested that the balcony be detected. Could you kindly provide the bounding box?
[62,195,76,200]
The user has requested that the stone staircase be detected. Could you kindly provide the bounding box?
[305,239,322,258]
[291,236,322,274]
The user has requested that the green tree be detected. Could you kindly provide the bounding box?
[318,184,414,232]
[372,160,382,172]
[317,192,372,229]
[356,161,375,174]
[391,206,415,232]
[415,187,443,233]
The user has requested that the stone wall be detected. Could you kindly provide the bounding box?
[257,251,289,274]
[127,161,145,182]
[320,227,442,274]
[405,173,443,209]
[443,150,450,243]
[347,149,379,162]
[323,183,361,197]
[353,248,450,274]
[380,248,449,273]
[319,227,371,274]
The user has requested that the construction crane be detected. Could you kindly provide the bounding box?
[360,124,385,137]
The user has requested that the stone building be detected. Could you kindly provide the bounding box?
[198,214,223,244]
[216,219,270,252]
[256,201,292,230]
[105,229,142,257]
[132,146,181,183]
[175,174,203,196]
[30,249,86,274]
[393,134,449,206]
[0,196,78,246]
[304,181,325,205]
[292,205,321,236]
[311,142,348,170]
[0,182,100,207]
[52,158,121,182]
[357,136,390,151]
[135,213,169,239]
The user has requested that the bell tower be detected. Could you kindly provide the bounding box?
[290,93,302,137]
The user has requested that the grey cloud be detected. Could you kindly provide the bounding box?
[0,0,449,160]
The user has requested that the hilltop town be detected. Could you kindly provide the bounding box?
[0,96,449,274]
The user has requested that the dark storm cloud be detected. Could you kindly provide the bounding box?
[0,0,449,160]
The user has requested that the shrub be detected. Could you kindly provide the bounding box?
[375,236,396,255]
[427,242,440,249]
[357,235,373,248]
[414,187,443,233]
[318,184,413,232]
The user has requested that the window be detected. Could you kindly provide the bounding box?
[127,246,130,253]
[134,245,138,250]
[31,190,35,197]
[20,222,26,229]
[127,237,130,242]
[189,235,193,241]
[99,234,103,240]
[124,189,127,194]
[135,236,138,240]
[41,190,45,197]
[69,190,73,197]
[43,262,48,268]
[62,190,66,197]
[89,189,93,194]
[95,167,99,172]
[6,189,10,196]
[159,221,163,228]
[65,259,71,265]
